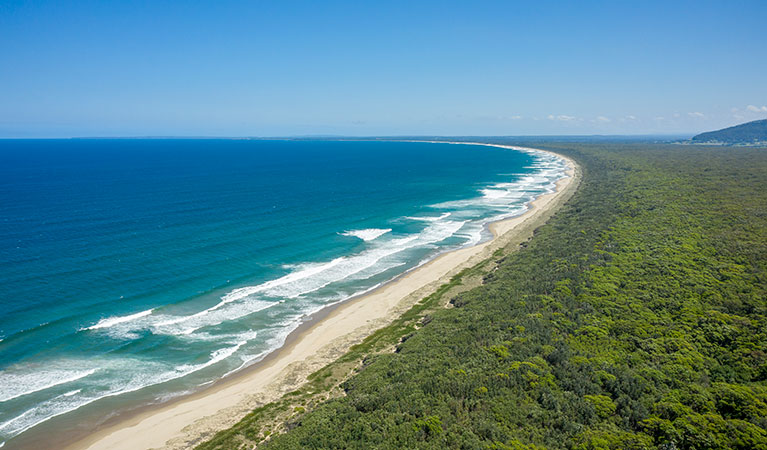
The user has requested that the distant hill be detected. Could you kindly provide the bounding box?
[691,119,767,145]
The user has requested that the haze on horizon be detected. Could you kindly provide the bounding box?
[1,0,766,138]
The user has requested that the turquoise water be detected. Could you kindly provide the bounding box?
[0,139,567,447]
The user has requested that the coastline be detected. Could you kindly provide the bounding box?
[60,143,579,450]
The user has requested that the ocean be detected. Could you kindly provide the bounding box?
[0,139,567,447]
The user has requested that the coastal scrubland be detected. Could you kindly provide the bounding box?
[198,142,767,450]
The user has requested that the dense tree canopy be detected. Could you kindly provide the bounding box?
[691,119,767,145]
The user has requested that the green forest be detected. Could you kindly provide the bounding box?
[199,142,767,450]
[691,119,767,145]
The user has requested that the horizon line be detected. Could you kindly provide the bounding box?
[0,133,695,140]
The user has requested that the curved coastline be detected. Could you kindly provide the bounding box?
[53,143,579,450]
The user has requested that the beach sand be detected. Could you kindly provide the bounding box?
[66,144,579,450]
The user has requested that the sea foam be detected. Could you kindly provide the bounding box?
[81,220,467,342]
[405,212,451,222]
[82,309,153,331]
[340,228,392,241]
[0,368,99,403]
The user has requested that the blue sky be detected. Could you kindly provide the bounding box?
[1,0,766,137]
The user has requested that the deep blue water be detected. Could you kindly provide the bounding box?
[0,139,567,446]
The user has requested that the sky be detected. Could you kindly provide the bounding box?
[1,0,766,138]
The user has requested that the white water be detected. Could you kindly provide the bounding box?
[340,228,392,241]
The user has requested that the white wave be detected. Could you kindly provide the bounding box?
[292,221,465,296]
[481,188,509,199]
[176,335,253,373]
[252,224,461,300]
[0,382,105,438]
[164,221,463,322]
[0,334,259,440]
[455,225,485,247]
[339,228,392,241]
[0,368,98,403]
[78,217,468,342]
[405,212,451,222]
[58,389,81,398]
[82,309,153,331]
[0,375,150,438]
[224,348,274,379]
[145,220,465,344]
[432,166,566,210]
[215,257,346,306]
[152,300,278,335]
[153,389,195,404]
[216,320,305,380]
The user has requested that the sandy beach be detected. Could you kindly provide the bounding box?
[66,144,579,450]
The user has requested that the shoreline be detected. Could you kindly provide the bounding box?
[54,143,579,450]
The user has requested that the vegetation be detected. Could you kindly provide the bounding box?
[198,142,767,449]
[691,119,767,145]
